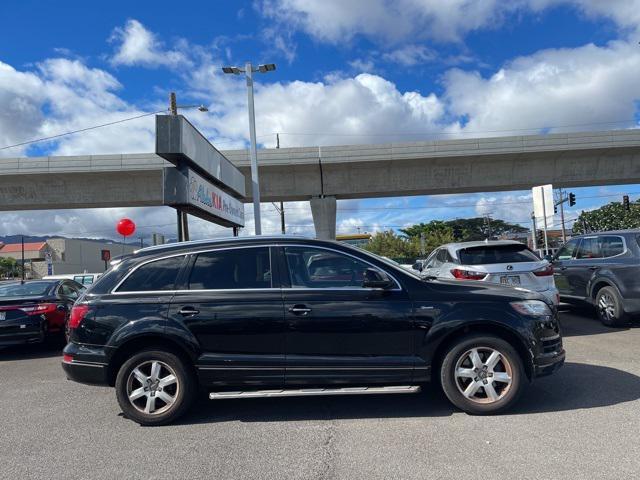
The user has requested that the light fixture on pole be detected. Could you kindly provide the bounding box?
[222,62,277,235]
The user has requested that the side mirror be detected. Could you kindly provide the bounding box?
[362,268,395,289]
[544,254,554,262]
[412,263,423,272]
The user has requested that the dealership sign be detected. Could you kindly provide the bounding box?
[163,167,244,227]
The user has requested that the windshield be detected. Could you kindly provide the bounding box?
[0,282,52,297]
[458,245,540,265]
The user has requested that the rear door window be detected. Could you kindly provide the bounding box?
[188,247,272,290]
[117,256,186,292]
[458,245,539,265]
[575,237,602,259]
[599,236,624,258]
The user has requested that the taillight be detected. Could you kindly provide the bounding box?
[533,264,554,277]
[18,303,57,315]
[68,305,89,330]
[451,268,487,280]
[62,354,74,363]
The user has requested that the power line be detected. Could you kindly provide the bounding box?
[0,110,167,152]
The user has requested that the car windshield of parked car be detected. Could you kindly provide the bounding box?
[458,245,540,265]
[0,282,51,297]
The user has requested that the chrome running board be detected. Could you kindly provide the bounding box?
[209,385,421,400]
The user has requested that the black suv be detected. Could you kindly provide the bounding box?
[552,229,640,326]
[62,236,564,425]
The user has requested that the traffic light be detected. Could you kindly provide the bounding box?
[569,192,576,207]
[623,195,630,211]
[554,205,558,214]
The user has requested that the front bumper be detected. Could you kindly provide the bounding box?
[534,349,565,377]
[61,342,109,385]
[0,317,46,346]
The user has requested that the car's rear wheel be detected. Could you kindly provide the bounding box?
[440,334,526,415]
[595,286,628,327]
[115,350,196,426]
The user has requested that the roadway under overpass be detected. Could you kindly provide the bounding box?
[1,129,640,238]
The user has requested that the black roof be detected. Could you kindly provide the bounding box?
[123,235,345,260]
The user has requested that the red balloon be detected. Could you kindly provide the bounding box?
[116,218,136,237]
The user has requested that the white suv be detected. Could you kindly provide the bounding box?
[418,240,559,305]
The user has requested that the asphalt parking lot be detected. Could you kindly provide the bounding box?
[1,308,639,480]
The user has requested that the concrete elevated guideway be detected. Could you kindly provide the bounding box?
[2,129,640,238]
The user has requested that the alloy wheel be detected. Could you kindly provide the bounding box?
[454,347,513,404]
[598,292,616,323]
[126,360,180,415]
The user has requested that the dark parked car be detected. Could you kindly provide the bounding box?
[0,279,84,346]
[62,236,564,425]
[552,229,640,326]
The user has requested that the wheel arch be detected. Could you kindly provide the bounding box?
[430,323,534,383]
[590,278,620,301]
[106,334,197,387]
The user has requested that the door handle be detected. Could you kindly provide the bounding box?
[560,267,568,271]
[178,307,200,316]
[588,266,598,270]
[289,305,312,315]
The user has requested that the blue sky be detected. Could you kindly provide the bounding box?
[1,0,640,240]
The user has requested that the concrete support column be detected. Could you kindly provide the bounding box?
[310,196,337,240]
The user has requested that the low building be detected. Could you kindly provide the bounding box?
[0,238,138,279]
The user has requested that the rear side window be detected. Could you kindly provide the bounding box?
[458,245,539,265]
[188,247,272,290]
[117,256,185,292]
[575,237,602,259]
[600,236,624,258]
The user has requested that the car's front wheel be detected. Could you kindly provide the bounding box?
[595,286,628,327]
[115,350,196,426]
[440,334,526,415]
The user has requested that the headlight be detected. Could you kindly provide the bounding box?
[510,300,552,317]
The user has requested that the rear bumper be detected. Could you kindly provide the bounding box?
[0,317,46,346]
[61,342,109,386]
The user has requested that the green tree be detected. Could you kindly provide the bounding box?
[573,200,640,234]
[400,218,527,243]
[364,230,419,260]
[0,257,21,279]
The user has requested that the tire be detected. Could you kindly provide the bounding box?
[595,286,629,327]
[440,334,526,415]
[115,349,196,426]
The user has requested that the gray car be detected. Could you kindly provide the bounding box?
[552,229,640,327]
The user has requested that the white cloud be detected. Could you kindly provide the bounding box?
[257,0,640,50]
[109,19,191,68]
[443,39,640,135]
[258,0,513,45]
[382,45,436,66]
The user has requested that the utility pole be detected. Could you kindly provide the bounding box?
[558,188,567,243]
[21,235,25,282]
[276,134,285,234]
[170,91,189,242]
[531,213,538,251]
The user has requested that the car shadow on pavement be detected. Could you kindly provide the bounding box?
[559,307,639,337]
[174,361,640,425]
[515,361,640,414]
[0,341,64,361]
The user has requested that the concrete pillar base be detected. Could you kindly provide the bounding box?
[310,196,337,240]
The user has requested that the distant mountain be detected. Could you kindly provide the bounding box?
[0,235,145,247]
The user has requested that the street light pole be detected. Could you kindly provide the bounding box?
[245,62,262,235]
[222,63,276,236]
